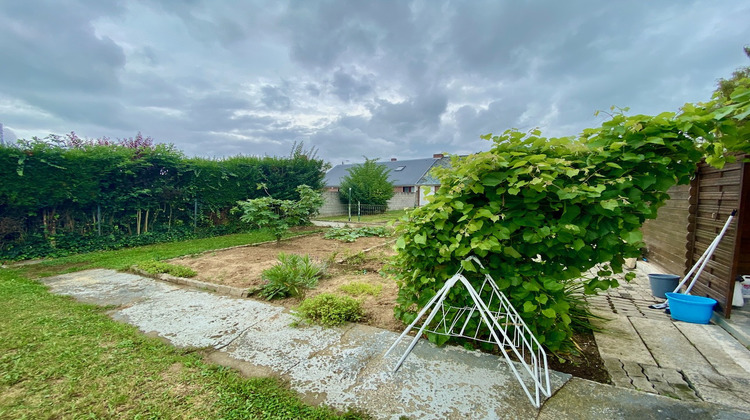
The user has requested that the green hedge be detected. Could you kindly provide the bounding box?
[0,139,327,260]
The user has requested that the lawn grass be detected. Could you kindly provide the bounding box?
[315,209,410,224]
[14,227,321,278]
[0,227,365,419]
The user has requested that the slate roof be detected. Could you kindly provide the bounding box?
[324,158,439,187]
[417,156,453,185]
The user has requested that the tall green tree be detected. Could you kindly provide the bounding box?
[339,158,394,206]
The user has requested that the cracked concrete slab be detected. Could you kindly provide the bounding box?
[280,324,571,419]
[590,309,656,365]
[41,269,174,307]
[673,322,750,378]
[630,317,715,375]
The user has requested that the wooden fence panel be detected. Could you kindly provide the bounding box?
[642,156,748,318]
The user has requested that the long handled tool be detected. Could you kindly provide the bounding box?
[648,209,737,310]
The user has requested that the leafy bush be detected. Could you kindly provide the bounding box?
[339,282,382,297]
[235,185,324,244]
[136,260,197,278]
[258,253,326,300]
[391,87,750,353]
[323,226,391,242]
[295,293,364,327]
[339,158,394,206]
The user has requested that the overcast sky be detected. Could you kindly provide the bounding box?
[1,1,748,165]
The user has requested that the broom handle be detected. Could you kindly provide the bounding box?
[684,209,737,294]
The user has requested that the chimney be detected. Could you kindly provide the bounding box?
[433,153,444,159]
[390,158,397,161]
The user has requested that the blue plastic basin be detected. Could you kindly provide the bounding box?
[665,292,717,324]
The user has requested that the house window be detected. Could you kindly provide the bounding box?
[403,186,414,193]
[394,166,406,171]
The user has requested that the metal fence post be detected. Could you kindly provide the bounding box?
[348,188,352,222]
[97,204,101,236]
[358,201,361,222]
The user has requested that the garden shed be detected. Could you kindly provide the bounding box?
[642,155,750,318]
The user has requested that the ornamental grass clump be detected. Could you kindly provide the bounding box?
[259,253,326,300]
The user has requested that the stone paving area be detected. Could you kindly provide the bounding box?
[590,260,750,411]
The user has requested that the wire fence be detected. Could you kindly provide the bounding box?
[347,202,387,222]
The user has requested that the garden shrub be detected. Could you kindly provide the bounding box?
[295,293,364,327]
[136,260,197,278]
[234,185,324,244]
[391,85,750,353]
[258,253,326,300]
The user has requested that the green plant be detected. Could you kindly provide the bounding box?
[391,83,750,353]
[339,282,383,297]
[323,226,391,242]
[295,293,364,327]
[136,260,197,278]
[339,157,394,206]
[234,185,324,244]
[258,253,326,300]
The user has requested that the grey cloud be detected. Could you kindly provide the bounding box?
[261,85,291,110]
[281,0,412,68]
[1,0,749,167]
[367,90,448,137]
[330,69,374,102]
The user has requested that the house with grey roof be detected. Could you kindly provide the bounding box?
[321,154,450,213]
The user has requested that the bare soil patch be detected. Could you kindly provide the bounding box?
[171,231,609,383]
[169,232,401,331]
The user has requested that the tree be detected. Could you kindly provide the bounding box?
[339,158,394,206]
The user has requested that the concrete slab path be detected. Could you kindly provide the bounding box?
[41,269,750,419]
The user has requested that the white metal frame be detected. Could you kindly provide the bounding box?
[385,256,551,408]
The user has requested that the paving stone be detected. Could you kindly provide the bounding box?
[674,322,750,378]
[629,317,714,374]
[651,380,681,399]
[671,382,702,402]
[602,357,631,388]
[592,315,656,365]
[631,375,657,393]
[622,360,645,378]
